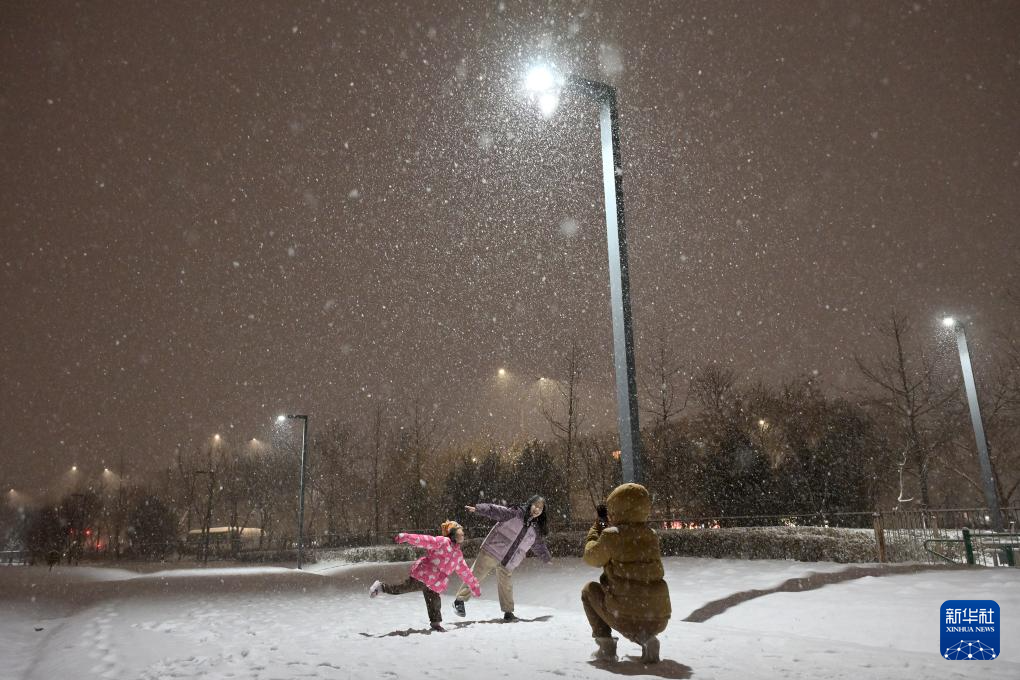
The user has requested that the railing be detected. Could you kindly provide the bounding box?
[0,550,29,566]
[873,507,1020,564]
[926,528,1020,567]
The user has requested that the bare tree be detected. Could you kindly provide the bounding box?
[576,432,622,514]
[172,447,199,536]
[368,401,391,541]
[690,363,737,420]
[997,289,1020,408]
[391,397,444,530]
[855,312,955,508]
[640,333,690,431]
[309,418,357,545]
[540,339,584,524]
[220,447,258,554]
[944,352,1020,506]
[250,445,296,550]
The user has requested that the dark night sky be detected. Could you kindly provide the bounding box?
[2,1,1018,497]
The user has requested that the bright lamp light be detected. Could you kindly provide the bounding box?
[524,65,561,117]
[525,65,556,93]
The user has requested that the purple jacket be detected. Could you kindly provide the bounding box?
[475,503,552,571]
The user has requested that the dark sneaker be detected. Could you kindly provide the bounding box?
[430,622,446,632]
[503,611,518,622]
[453,600,466,617]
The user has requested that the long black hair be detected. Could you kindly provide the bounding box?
[522,495,549,537]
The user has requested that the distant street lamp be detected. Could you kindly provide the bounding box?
[523,65,643,484]
[277,414,309,569]
[942,317,1003,531]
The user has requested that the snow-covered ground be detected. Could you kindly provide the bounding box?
[1,557,1017,679]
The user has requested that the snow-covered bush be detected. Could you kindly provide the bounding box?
[320,526,882,564]
[541,527,878,563]
[656,526,878,563]
[236,548,317,564]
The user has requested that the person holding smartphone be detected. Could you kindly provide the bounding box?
[582,483,671,663]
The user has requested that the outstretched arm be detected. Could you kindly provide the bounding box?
[473,503,518,522]
[395,532,444,550]
[454,554,482,597]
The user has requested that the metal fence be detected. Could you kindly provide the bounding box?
[874,507,1020,565]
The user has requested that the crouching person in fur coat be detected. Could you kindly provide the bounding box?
[582,483,671,663]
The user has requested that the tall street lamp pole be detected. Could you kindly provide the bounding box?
[943,317,1003,531]
[526,67,643,484]
[278,414,309,569]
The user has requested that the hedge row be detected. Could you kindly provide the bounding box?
[656,527,879,563]
[323,526,882,564]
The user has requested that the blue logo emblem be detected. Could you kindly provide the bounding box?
[941,600,999,660]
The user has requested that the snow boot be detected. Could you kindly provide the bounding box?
[453,599,466,617]
[592,636,618,662]
[503,611,518,622]
[430,621,446,632]
[369,580,382,598]
[640,635,661,664]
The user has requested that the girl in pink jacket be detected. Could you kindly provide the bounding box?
[369,520,481,632]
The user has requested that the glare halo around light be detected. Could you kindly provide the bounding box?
[524,64,562,118]
[524,65,556,93]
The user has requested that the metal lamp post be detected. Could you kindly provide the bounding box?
[524,66,643,484]
[942,317,1003,531]
[278,414,309,568]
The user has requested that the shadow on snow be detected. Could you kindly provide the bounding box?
[588,657,692,679]
[361,614,553,637]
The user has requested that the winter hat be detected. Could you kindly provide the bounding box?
[605,483,652,524]
[441,520,463,537]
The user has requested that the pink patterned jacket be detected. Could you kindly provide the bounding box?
[396,532,482,596]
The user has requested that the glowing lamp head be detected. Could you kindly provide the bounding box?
[497,368,507,377]
[524,65,562,117]
[525,65,555,93]
[277,415,287,422]
[942,317,956,328]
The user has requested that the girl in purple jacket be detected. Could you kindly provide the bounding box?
[453,495,552,621]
